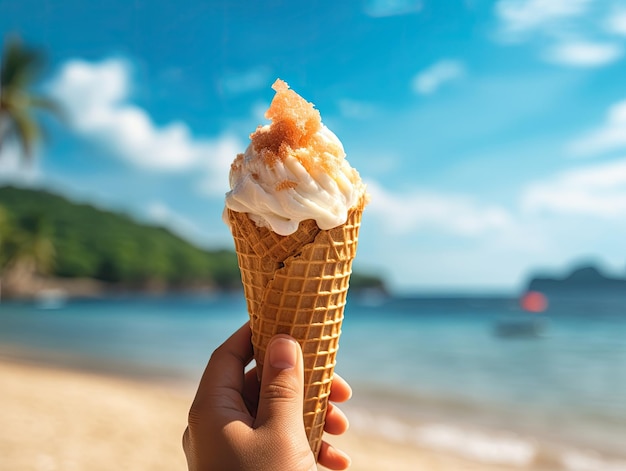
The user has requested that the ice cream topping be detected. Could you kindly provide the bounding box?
[224,79,366,236]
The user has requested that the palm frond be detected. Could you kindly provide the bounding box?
[10,110,41,160]
[0,37,45,91]
[28,95,67,122]
[0,37,59,164]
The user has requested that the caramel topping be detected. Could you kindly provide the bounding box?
[250,79,339,176]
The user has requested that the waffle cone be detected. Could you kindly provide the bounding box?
[227,196,365,459]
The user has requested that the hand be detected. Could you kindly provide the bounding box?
[183,322,352,471]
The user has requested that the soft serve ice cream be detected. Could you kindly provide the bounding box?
[224,79,366,235]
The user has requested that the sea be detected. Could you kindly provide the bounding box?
[1,292,625,471]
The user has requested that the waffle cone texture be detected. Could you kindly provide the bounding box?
[227,196,365,459]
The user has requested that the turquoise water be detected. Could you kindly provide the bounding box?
[1,294,625,470]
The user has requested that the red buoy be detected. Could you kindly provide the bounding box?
[520,291,548,313]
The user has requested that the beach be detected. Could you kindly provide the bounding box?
[0,358,542,471]
[0,359,187,471]
[1,295,625,471]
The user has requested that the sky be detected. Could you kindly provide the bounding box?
[2,0,626,294]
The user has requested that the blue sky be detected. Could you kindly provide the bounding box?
[2,0,626,293]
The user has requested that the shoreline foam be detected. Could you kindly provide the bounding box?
[343,405,626,471]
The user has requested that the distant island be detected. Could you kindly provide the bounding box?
[526,264,626,294]
[0,186,387,299]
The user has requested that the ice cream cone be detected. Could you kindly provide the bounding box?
[227,195,365,459]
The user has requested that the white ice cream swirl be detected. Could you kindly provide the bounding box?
[225,125,364,235]
[224,80,366,236]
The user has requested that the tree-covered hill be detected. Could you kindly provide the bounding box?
[0,186,387,295]
[0,186,241,290]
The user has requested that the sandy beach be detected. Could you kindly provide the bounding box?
[0,358,547,471]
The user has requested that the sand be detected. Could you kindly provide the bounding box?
[0,359,539,471]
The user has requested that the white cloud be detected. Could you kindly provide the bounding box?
[337,99,377,119]
[412,60,465,95]
[522,158,626,218]
[495,0,591,39]
[365,180,512,236]
[606,9,626,36]
[494,0,625,68]
[569,99,626,156]
[0,142,41,184]
[364,0,423,18]
[219,66,272,96]
[543,40,623,67]
[47,58,244,195]
[195,135,242,196]
[147,201,209,245]
[48,59,195,170]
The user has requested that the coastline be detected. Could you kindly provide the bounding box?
[0,275,224,301]
[1,358,547,471]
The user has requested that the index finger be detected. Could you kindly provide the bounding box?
[329,373,352,403]
[197,322,254,398]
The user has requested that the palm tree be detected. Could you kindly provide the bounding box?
[0,36,60,163]
[0,205,18,299]
[0,209,55,298]
[0,205,12,269]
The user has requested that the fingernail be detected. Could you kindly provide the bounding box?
[269,337,297,369]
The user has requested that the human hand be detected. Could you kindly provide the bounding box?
[183,322,352,471]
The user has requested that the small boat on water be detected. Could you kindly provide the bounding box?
[35,289,68,310]
[492,290,549,338]
[493,317,547,338]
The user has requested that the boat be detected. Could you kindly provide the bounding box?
[35,288,68,310]
[493,317,547,338]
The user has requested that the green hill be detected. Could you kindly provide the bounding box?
[0,186,241,290]
[0,186,387,295]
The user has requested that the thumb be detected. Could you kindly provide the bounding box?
[255,335,306,432]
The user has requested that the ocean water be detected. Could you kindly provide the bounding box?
[1,293,625,470]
